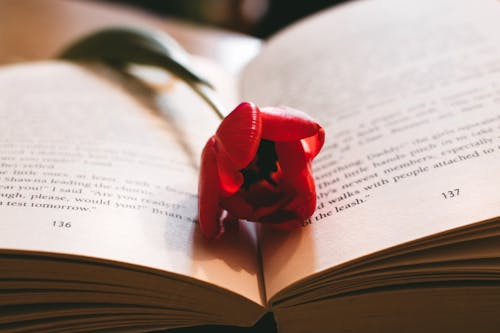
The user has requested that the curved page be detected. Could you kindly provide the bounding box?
[242,0,500,300]
[0,60,263,306]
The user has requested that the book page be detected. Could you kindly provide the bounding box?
[241,0,500,299]
[0,60,264,305]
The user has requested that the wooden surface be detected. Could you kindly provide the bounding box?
[0,0,261,74]
[0,0,271,332]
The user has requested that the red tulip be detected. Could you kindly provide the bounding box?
[198,102,325,239]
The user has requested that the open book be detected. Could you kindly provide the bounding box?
[1,0,500,332]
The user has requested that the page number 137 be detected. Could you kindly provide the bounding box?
[441,188,460,199]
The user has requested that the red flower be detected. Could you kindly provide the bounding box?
[198,102,325,239]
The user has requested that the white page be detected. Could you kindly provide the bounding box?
[0,61,263,305]
[241,0,500,299]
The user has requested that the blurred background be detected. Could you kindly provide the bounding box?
[100,0,348,38]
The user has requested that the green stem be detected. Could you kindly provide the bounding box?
[57,27,228,120]
[188,82,226,120]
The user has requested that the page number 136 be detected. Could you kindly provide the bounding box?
[52,221,72,228]
[441,188,460,199]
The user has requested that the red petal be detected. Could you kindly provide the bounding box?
[216,152,244,196]
[260,106,321,142]
[215,102,262,169]
[220,194,253,219]
[282,167,316,219]
[198,138,222,239]
[275,141,317,219]
[257,210,303,228]
[251,194,293,220]
[303,126,325,159]
[275,140,308,177]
